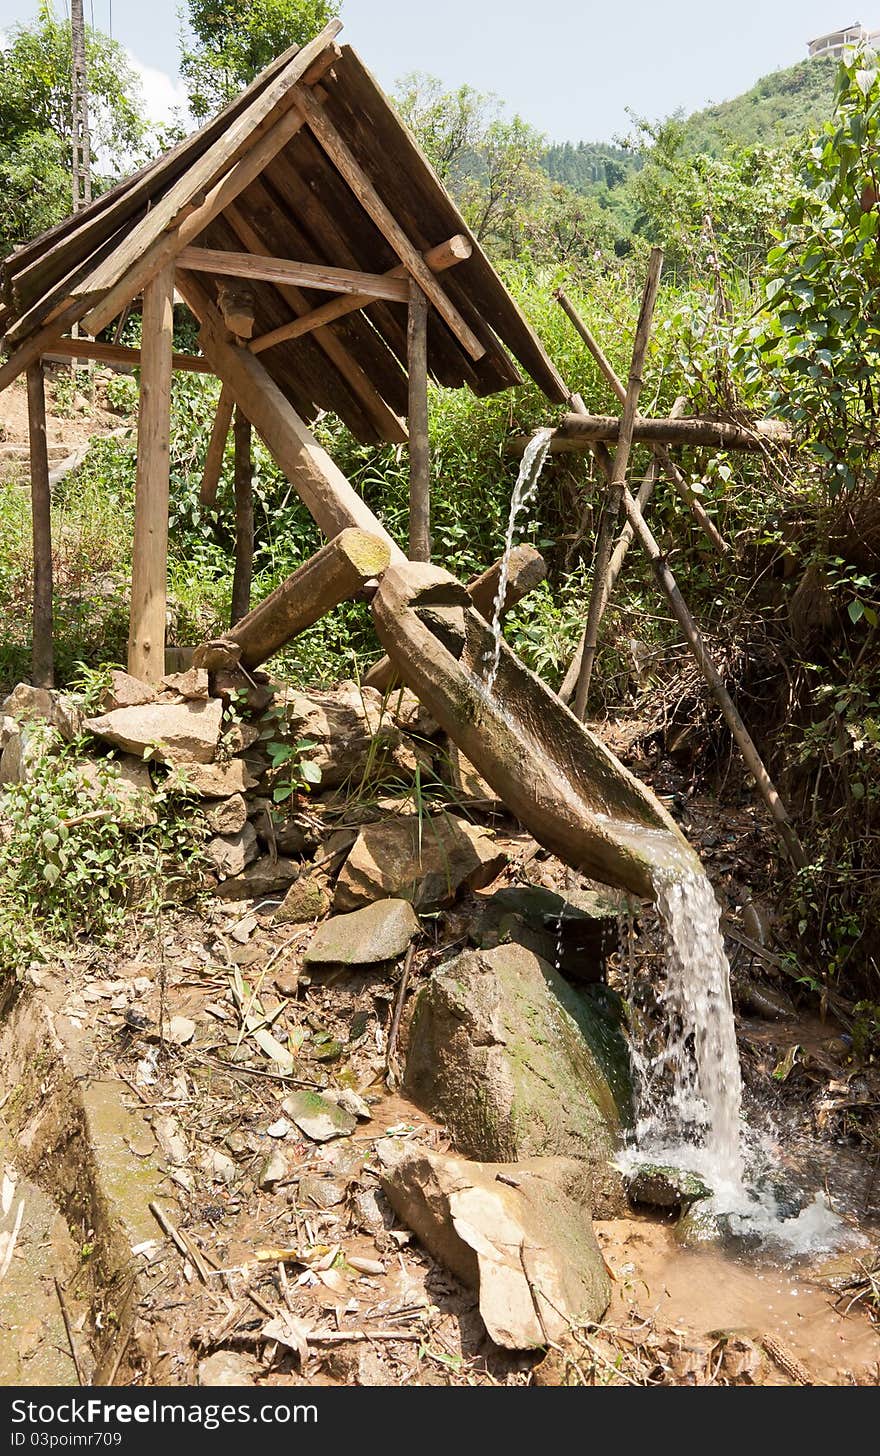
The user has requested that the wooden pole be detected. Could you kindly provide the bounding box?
[127,262,174,683]
[572,248,663,720]
[407,281,430,562]
[560,397,687,703]
[231,406,254,625]
[199,387,234,507]
[554,413,790,452]
[201,529,392,670]
[555,287,732,554]
[590,439,806,868]
[26,362,54,688]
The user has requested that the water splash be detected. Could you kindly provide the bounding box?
[483,427,552,693]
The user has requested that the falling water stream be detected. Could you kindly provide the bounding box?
[483,427,553,693]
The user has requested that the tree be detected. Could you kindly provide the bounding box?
[181,0,340,119]
[0,3,149,253]
[394,73,546,255]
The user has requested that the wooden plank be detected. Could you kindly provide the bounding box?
[322,49,568,402]
[199,387,234,507]
[223,197,406,444]
[177,245,411,302]
[42,337,212,373]
[128,262,175,683]
[291,83,486,362]
[177,268,407,561]
[76,24,343,338]
[250,234,471,352]
[26,361,54,687]
[407,282,430,562]
[0,300,87,395]
[231,408,254,624]
[555,413,792,451]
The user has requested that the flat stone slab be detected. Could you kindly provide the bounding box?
[304,898,419,966]
[281,1090,357,1142]
[85,699,223,765]
[165,757,258,798]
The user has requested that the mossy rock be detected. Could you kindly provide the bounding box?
[404,944,633,1213]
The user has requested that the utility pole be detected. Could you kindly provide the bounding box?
[70,0,92,377]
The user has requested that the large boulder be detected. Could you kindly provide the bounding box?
[471,883,627,983]
[165,758,258,798]
[85,699,223,765]
[1,683,83,741]
[98,670,156,713]
[404,944,632,1213]
[379,1147,610,1349]
[334,814,507,912]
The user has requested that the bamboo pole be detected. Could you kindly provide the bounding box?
[555,287,732,554]
[590,439,806,868]
[127,262,174,683]
[560,397,687,703]
[407,281,430,562]
[26,361,54,688]
[231,407,254,625]
[572,248,663,720]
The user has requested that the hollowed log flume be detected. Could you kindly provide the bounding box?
[371,561,694,900]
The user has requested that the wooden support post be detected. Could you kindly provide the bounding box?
[127,262,174,684]
[199,529,392,670]
[26,362,54,688]
[199,387,235,507]
[231,407,254,625]
[555,286,732,554]
[560,397,687,704]
[573,248,663,720]
[407,281,430,562]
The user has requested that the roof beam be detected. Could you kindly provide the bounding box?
[250,233,471,354]
[72,22,343,339]
[223,200,406,444]
[41,336,213,373]
[176,245,411,302]
[290,84,486,362]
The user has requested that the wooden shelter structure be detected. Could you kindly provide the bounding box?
[0,19,567,684]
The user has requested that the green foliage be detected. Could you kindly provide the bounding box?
[743,53,880,501]
[181,0,340,118]
[0,3,150,253]
[682,57,837,156]
[0,722,206,977]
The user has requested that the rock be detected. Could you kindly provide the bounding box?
[162,667,209,700]
[85,699,223,765]
[256,810,321,857]
[333,1087,372,1122]
[388,686,439,738]
[0,720,51,785]
[380,1147,610,1349]
[1,683,83,741]
[741,896,775,947]
[404,944,632,1215]
[202,1148,237,1185]
[274,876,330,925]
[258,1149,289,1189]
[448,744,501,807]
[205,822,258,879]
[76,756,156,827]
[304,898,420,966]
[298,1173,347,1209]
[166,1015,196,1046]
[334,815,507,912]
[99,670,157,712]
[204,793,248,836]
[167,758,258,798]
[472,883,625,983]
[281,681,411,789]
[225,721,260,753]
[198,1351,257,1386]
[281,1090,357,1142]
[274,968,300,997]
[212,668,274,715]
[216,855,301,900]
[626,1163,712,1210]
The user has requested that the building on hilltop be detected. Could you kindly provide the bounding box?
[808,22,880,58]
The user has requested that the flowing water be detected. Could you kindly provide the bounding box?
[483,427,553,693]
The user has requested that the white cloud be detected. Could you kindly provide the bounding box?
[126,49,191,129]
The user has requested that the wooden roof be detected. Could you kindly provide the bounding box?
[0,21,568,444]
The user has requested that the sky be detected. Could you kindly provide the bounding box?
[0,0,870,141]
